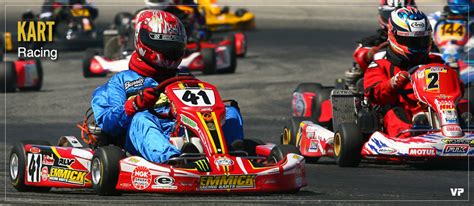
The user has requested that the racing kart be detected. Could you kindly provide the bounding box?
[82,30,245,77]
[0,34,43,92]
[5,3,102,51]
[197,0,256,32]
[282,63,474,167]
[9,76,306,195]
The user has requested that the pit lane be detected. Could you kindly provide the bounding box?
[2,0,473,204]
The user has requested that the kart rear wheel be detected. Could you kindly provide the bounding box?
[83,49,106,78]
[10,140,51,192]
[18,58,43,91]
[267,145,301,164]
[334,122,363,167]
[293,83,333,129]
[202,48,217,75]
[220,35,237,73]
[92,145,125,196]
[0,61,17,93]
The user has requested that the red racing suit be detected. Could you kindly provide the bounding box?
[364,49,444,137]
[353,28,388,72]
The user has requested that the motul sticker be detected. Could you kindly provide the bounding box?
[131,166,152,190]
[408,148,436,156]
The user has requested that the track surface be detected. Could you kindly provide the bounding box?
[2,0,473,204]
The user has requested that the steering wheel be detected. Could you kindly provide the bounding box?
[407,64,424,74]
[148,75,198,119]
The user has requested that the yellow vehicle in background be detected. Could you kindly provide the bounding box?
[198,0,255,31]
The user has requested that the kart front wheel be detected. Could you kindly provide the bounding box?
[91,145,125,196]
[334,122,363,167]
[10,140,51,192]
[267,145,301,164]
[202,48,217,75]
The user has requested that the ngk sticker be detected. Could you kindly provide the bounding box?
[131,166,152,190]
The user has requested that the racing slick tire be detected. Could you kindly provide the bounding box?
[18,58,43,91]
[334,122,364,167]
[0,61,17,93]
[202,48,217,75]
[220,35,237,74]
[293,83,333,129]
[91,145,126,196]
[268,145,301,164]
[83,48,107,78]
[10,140,52,192]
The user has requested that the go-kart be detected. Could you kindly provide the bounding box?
[0,34,43,92]
[282,63,474,167]
[5,3,102,51]
[82,31,244,77]
[197,0,255,32]
[9,76,306,195]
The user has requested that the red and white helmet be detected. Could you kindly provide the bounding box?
[134,10,187,70]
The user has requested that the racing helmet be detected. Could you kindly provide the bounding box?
[387,7,432,61]
[378,0,416,28]
[144,0,173,10]
[134,10,187,70]
[447,0,474,14]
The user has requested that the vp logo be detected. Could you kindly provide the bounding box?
[450,188,464,197]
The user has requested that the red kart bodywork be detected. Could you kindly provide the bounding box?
[290,63,474,163]
[14,77,306,194]
[14,59,42,89]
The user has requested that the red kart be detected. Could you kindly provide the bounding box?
[0,58,43,92]
[9,76,306,195]
[282,63,474,166]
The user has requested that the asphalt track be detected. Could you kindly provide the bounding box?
[1,0,473,205]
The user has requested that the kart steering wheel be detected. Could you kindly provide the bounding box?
[148,75,198,119]
[407,64,424,74]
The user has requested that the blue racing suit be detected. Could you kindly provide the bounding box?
[91,70,244,163]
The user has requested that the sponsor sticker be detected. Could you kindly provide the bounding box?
[442,138,474,146]
[124,77,144,90]
[214,157,234,166]
[377,147,398,155]
[42,154,54,165]
[41,166,49,181]
[58,158,75,167]
[199,175,256,190]
[443,144,469,155]
[152,176,177,189]
[408,148,436,156]
[308,139,319,152]
[131,166,152,190]
[180,114,198,130]
[29,147,41,154]
[128,157,140,163]
[49,167,87,185]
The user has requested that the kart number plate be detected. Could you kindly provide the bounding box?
[71,8,90,17]
[173,89,216,107]
[435,20,468,44]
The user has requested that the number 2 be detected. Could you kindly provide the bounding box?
[427,72,439,90]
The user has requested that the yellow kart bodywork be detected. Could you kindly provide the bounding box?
[198,0,255,31]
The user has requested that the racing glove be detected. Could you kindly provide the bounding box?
[390,71,410,89]
[124,87,159,116]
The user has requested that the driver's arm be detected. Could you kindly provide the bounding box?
[364,62,399,105]
[91,74,132,137]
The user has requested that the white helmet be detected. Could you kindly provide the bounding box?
[144,0,173,10]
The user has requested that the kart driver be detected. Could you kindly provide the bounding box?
[91,10,244,163]
[364,7,445,138]
[353,0,416,72]
[39,0,99,21]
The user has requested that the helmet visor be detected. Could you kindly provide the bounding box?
[395,35,431,52]
[139,28,186,61]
